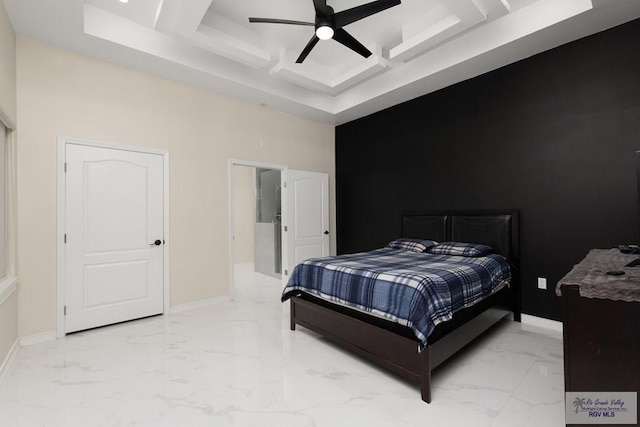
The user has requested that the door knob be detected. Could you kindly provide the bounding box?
[324,230,329,235]
[150,239,162,246]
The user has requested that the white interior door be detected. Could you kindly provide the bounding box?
[281,170,329,284]
[64,143,164,333]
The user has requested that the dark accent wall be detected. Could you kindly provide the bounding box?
[335,19,640,321]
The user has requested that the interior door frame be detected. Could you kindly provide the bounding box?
[228,159,286,299]
[56,137,170,338]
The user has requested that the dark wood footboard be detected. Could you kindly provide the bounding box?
[290,291,512,403]
[291,296,427,384]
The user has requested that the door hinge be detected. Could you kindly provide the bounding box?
[64,234,67,243]
[64,305,67,316]
[285,269,288,276]
[284,225,288,232]
[283,182,287,188]
[64,162,67,173]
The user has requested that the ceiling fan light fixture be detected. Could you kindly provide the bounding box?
[249,0,402,63]
[315,25,334,40]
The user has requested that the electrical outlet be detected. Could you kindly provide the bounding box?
[537,277,547,290]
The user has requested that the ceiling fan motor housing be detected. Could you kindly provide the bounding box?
[249,0,401,63]
[315,6,334,40]
[315,5,334,30]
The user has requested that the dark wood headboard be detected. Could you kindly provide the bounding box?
[402,210,519,263]
[403,210,521,320]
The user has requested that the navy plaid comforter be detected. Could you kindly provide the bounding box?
[281,248,511,348]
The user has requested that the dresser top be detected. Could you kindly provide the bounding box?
[556,248,640,302]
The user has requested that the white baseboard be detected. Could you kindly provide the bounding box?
[19,331,57,347]
[0,338,19,385]
[521,314,563,334]
[170,295,231,314]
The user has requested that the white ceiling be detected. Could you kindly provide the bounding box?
[4,0,640,125]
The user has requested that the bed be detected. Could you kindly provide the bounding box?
[281,210,520,403]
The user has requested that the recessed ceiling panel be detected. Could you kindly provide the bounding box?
[5,0,640,124]
[85,0,163,28]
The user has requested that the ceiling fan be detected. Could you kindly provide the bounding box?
[249,0,401,63]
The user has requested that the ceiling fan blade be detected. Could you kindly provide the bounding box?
[313,0,328,15]
[296,35,320,63]
[333,28,372,58]
[333,0,401,28]
[249,17,314,26]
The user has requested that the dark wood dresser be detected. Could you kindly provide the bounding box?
[556,249,640,426]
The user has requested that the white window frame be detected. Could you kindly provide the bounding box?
[0,122,6,280]
[0,122,17,309]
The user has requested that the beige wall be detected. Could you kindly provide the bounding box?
[0,0,16,128]
[16,38,335,337]
[232,166,255,264]
[0,0,18,372]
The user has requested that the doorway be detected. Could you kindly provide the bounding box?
[229,161,331,297]
[230,161,284,298]
[255,168,282,279]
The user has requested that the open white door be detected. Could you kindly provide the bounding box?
[281,170,329,285]
[64,143,164,333]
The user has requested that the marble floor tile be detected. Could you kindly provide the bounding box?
[0,264,566,426]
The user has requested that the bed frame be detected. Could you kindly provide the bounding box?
[288,210,520,403]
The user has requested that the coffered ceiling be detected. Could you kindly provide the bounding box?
[4,0,640,124]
